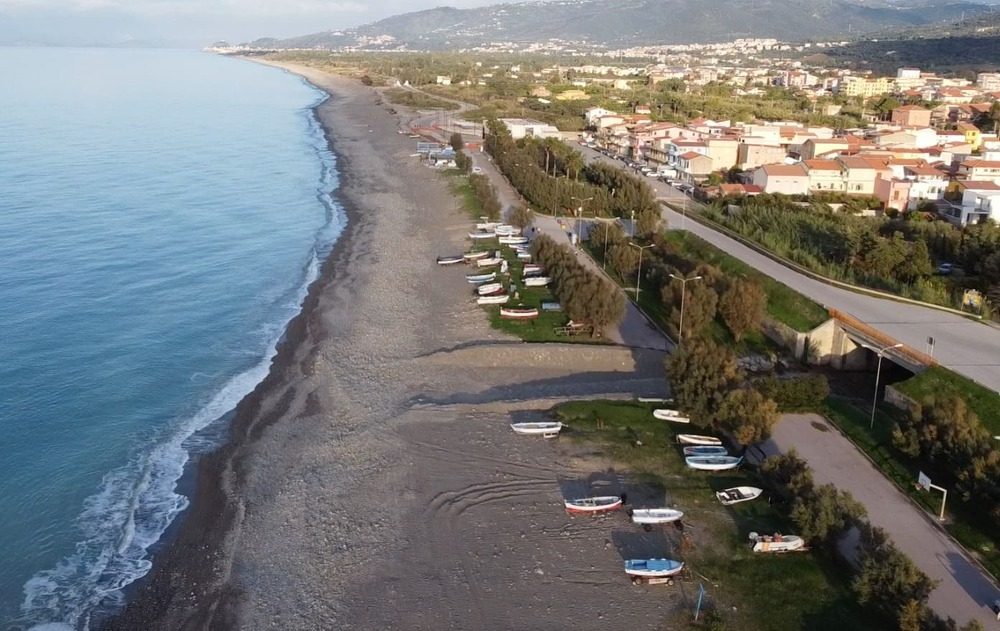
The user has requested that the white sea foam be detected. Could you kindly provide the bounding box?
[18,90,344,630]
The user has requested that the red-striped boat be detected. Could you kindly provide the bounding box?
[499,307,539,320]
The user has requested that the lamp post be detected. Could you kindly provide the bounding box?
[669,273,703,345]
[594,216,617,270]
[570,196,593,246]
[630,243,655,302]
[861,342,904,430]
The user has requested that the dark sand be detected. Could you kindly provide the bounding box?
[107,62,675,630]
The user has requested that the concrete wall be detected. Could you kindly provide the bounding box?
[885,384,920,415]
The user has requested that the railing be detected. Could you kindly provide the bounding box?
[828,308,938,368]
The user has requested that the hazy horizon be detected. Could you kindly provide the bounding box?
[0,0,498,48]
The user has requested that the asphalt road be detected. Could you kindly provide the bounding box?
[761,413,1000,628]
[573,144,1000,393]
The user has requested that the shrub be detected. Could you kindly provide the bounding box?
[754,375,830,411]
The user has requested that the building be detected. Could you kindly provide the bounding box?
[676,152,714,183]
[840,76,893,98]
[957,159,1000,184]
[902,165,949,209]
[838,156,885,196]
[497,118,561,140]
[751,163,809,195]
[976,72,1000,92]
[875,177,912,212]
[737,143,788,170]
[891,105,932,128]
[804,159,846,193]
[940,182,1000,225]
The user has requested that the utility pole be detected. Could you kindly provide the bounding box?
[669,273,703,345]
[861,342,904,430]
[630,243,655,302]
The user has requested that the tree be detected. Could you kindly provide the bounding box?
[454,150,472,174]
[853,524,937,622]
[449,132,464,152]
[663,281,718,339]
[608,243,640,278]
[717,388,778,445]
[897,600,924,631]
[509,205,534,230]
[790,484,866,547]
[719,279,766,342]
[760,451,813,499]
[666,337,742,427]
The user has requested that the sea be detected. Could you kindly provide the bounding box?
[0,48,342,629]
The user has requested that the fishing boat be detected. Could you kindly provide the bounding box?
[638,397,674,404]
[468,232,496,240]
[652,409,690,423]
[683,445,729,457]
[541,302,562,312]
[494,225,521,236]
[564,495,623,514]
[476,282,503,296]
[685,455,742,471]
[476,257,503,268]
[499,236,528,245]
[500,307,540,320]
[463,251,490,261]
[523,276,550,287]
[676,434,722,446]
[624,559,684,578]
[466,272,496,284]
[716,486,763,506]
[749,532,806,553]
[630,508,684,525]
[517,253,532,261]
[523,265,544,275]
[437,255,464,265]
[510,421,562,437]
[476,293,510,305]
[476,221,499,231]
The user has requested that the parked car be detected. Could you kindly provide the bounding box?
[936,263,954,275]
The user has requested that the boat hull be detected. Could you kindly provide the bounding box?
[653,409,690,423]
[500,308,539,320]
[564,496,622,514]
[624,559,684,577]
[685,456,742,471]
[510,422,562,436]
[631,509,684,524]
[716,486,762,505]
[676,434,722,446]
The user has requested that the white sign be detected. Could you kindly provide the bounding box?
[918,471,932,492]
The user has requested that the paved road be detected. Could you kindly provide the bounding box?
[759,413,1000,627]
[573,144,1000,393]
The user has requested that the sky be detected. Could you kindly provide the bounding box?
[0,0,496,47]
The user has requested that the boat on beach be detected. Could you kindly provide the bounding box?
[523,276,550,287]
[523,265,544,275]
[500,307,539,320]
[716,486,763,506]
[476,221,500,231]
[510,421,562,436]
[469,232,496,240]
[517,253,532,261]
[437,255,464,265]
[564,495,623,514]
[685,455,742,471]
[476,293,510,305]
[630,508,684,525]
[494,225,521,236]
[499,235,528,245]
[653,409,690,423]
[683,445,728,457]
[463,251,490,261]
[541,302,562,311]
[466,272,496,284]
[749,532,806,553]
[624,558,684,578]
[476,282,503,295]
[676,434,722,446]
[476,257,503,268]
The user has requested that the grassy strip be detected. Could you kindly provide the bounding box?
[448,173,484,219]
[383,88,460,110]
[893,366,1000,435]
[822,397,1000,580]
[553,400,883,631]
[661,231,829,333]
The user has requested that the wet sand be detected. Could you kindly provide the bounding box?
[107,61,673,630]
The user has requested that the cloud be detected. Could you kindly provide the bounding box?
[1,0,368,16]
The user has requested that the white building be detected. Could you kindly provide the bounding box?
[498,118,561,140]
[977,72,1000,92]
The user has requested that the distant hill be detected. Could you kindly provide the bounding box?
[248,0,998,50]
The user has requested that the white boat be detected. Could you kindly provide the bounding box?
[676,434,722,446]
[476,293,510,305]
[637,397,674,403]
[564,496,623,514]
[683,446,728,457]
[499,236,528,245]
[510,421,562,436]
[523,265,544,275]
[653,409,690,423]
[523,276,550,287]
[517,253,532,261]
[476,221,500,231]
[463,251,490,261]
[630,508,684,525]
[476,282,503,295]
[469,232,496,240]
[624,559,684,577]
[466,272,496,284]
[685,455,742,471]
[476,257,503,268]
[749,532,806,553]
[716,486,763,506]
[500,307,540,320]
[494,224,521,236]
[437,255,464,265]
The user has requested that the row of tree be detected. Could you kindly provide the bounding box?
[892,396,1000,523]
[529,234,625,335]
[467,172,501,221]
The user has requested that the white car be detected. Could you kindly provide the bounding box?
[472,166,483,174]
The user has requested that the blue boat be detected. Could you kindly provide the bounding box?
[624,558,684,577]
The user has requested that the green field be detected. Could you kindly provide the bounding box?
[893,366,1000,435]
[383,87,460,110]
[553,400,885,631]
[661,231,830,333]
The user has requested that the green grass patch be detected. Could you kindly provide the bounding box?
[447,173,483,220]
[893,366,1000,435]
[552,400,884,631]
[661,231,829,333]
[823,396,1000,580]
[383,88,460,110]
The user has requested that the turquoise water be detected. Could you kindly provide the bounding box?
[0,48,341,629]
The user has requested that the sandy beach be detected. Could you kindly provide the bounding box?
[106,61,673,630]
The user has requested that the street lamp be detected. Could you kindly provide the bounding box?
[630,243,655,302]
[594,216,617,270]
[570,196,593,246]
[669,273,703,344]
[860,342,904,430]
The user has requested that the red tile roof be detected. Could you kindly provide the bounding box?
[762,163,807,177]
[804,159,841,171]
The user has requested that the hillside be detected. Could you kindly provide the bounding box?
[249,0,996,50]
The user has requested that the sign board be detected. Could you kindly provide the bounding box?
[918,471,932,492]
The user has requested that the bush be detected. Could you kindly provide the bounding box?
[754,375,830,411]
